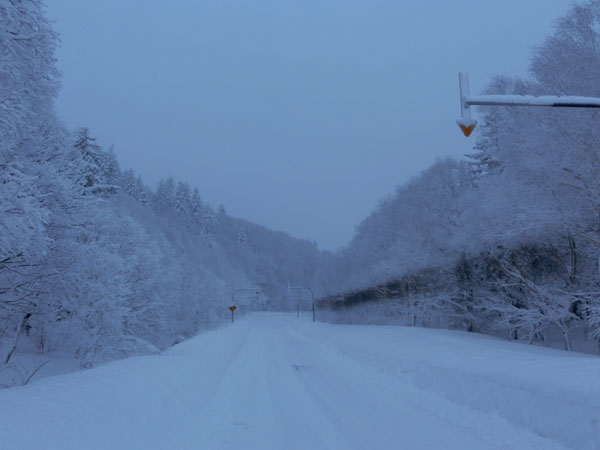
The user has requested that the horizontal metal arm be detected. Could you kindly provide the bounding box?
[465,94,600,108]
[456,72,600,138]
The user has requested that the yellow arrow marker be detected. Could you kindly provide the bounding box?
[458,123,476,137]
[456,119,477,137]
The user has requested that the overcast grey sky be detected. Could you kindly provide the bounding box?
[47,1,570,251]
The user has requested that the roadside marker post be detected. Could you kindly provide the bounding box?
[286,286,314,320]
[457,72,600,137]
[229,305,237,323]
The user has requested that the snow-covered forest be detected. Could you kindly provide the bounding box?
[0,0,326,371]
[2,0,600,388]
[320,2,600,353]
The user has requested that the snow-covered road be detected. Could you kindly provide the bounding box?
[0,313,598,449]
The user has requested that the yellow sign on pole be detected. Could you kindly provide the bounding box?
[458,122,476,137]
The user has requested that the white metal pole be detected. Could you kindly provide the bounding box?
[457,73,477,136]
[459,72,470,120]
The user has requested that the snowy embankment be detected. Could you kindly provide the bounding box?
[0,313,598,450]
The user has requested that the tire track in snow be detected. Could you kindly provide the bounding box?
[282,322,569,450]
[194,322,363,450]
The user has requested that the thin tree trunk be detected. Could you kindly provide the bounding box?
[568,236,577,285]
[560,322,572,351]
[5,314,31,364]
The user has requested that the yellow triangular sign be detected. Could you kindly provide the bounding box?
[458,123,475,137]
[456,119,477,137]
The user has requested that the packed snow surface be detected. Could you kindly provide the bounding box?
[0,313,598,450]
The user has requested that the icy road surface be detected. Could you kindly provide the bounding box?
[1,313,599,450]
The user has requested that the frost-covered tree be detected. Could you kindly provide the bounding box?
[174,181,192,215]
[191,187,204,218]
[135,175,148,205]
[464,0,600,343]
[73,128,103,188]
[339,158,472,292]
[0,0,63,352]
[0,0,59,154]
[237,227,248,245]
[121,169,136,196]
[155,177,175,208]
